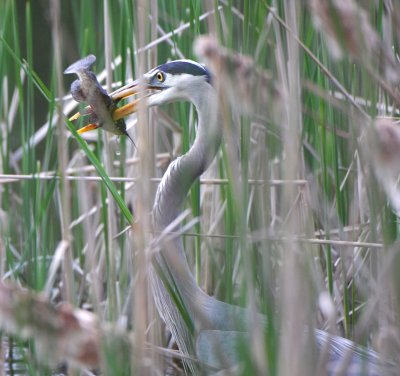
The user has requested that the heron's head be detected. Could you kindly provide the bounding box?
[111,59,212,120]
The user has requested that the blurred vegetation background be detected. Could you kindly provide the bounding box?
[1,0,400,375]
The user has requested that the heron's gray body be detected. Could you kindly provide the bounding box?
[122,59,397,375]
[149,73,256,373]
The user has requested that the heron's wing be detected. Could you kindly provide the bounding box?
[197,328,398,375]
[196,330,247,372]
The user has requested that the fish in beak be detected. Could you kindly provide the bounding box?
[65,55,168,143]
[64,55,142,144]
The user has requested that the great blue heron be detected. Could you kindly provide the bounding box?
[73,59,397,375]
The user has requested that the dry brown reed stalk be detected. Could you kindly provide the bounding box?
[310,0,400,85]
[194,35,282,120]
[368,118,400,215]
[276,2,318,374]
[310,0,378,60]
[0,75,9,276]
[0,281,101,368]
[132,1,160,374]
[0,173,308,186]
[101,0,119,323]
[50,0,74,304]
[75,157,103,314]
[393,2,400,51]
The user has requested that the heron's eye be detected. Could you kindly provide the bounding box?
[156,72,165,82]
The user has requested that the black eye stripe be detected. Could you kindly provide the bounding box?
[155,61,211,83]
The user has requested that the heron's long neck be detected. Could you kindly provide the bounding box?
[152,86,224,325]
[151,86,250,335]
[153,86,220,230]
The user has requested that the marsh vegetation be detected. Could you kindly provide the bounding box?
[1,1,400,375]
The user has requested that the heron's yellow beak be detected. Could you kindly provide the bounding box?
[76,123,99,134]
[110,81,143,121]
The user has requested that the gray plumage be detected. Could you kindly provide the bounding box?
[121,60,398,375]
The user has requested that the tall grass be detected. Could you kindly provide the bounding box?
[0,0,399,375]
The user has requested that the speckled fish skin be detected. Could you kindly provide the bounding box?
[64,55,127,136]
